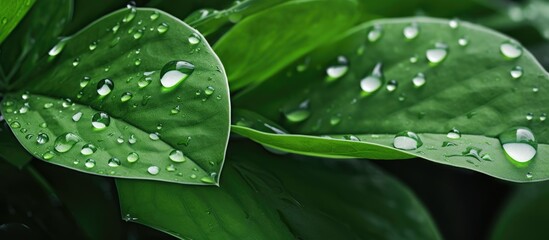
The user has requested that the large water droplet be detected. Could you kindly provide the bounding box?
[499,127,537,165]
[10,121,21,129]
[169,150,186,162]
[368,24,383,42]
[403,23,419,40]
[92,112,111,129]
[127,152,139,163]
[412,73,426,88]
[108,157,121,167]
[54,133,80,153]
[360,62,383,95]
[36,133,49,144]
[393,131,422,150]
[284,100,310,123]
[85,159,96,168]
[147,166,160,175]
[160,61,195,88]
[426,43,448,64]
[72,112,83,122]
[326,56,349,81]
[447,128,461,139]
[96,78,114,96]
[510,66,523,79]
[81,144,97,155]
[500,41,523,59]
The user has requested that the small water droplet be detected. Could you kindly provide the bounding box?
[127,152,139,163]
[166,164,176,172]
[92,112,111,129]
[89,41,97,51]
[72,58,80,67]
[499,127,537,165]
[540,113,547,122]
[188,33,200,45]
[147,166,160,175]
[284,100,310,123]
[526,113,533,121]
[344,135,361,141]
[169,150,186,162]
[403,23,419,40]
[330,115,341,126]
[447,128,461,139]
[43,102,53,109]
[160,61,195,88]
[10,121,21,129]
[116,137,124,144]
[412,73,426,88]
[526,172,533,179]
[36,133,49,144]
[393,131,422,150]
[149,132,159,140]
[54,133,80,153]
[150,11,160,20]
[386,80,398,92]
[458,37,469,46]
[426,43,448,64]
[128,134,137,144]
[326,56,349,81]
[170,105,180,114]
[360,62,383,95]
[96,78,114,96]
[510,66,523,79]
[80,76,91,88]
[85,159,96,168]
[449,18,459,29]
[157,23,169,34]
[48,38,68,57]
[368,24,383,42]
[43,151,55,160]
[133,29,144,39]
[108,157,121,167]
[200,176,215,184]
[110,37,120,47]
[123,6,136,23]
[500,41,523,59]
[533,87,539,93]
[121,92,133,102]
[134,58,141,66]
[81,144,97,155]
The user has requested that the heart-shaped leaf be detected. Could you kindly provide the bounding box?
[116,140,441,240]
[0,0,35,44]
[213,0,359,90]
[233,17,549,182]
[0,7,230,185]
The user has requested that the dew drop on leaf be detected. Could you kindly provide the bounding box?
[43,151,55,160]
[458,37,469,47]
[499,127,537,165]
[85,159,96,168]
[48,38,68,57]
[360,62,383,95]
[89,41,97,51]
[500,41,523,59]
[446,128,461,139]
[149,132,160,140]
[43,103,53,109]
[169,150,185,162]
[122,6,136,23]
[403,23,419,40]
[449,18,459,29]
[426,43,448,64]
[188,33,201,45]
[127,152,139,163]
[386,80,398,92]
[91,112,111,129]
[284,100,310,123]
[160,61,195,88]
[54,133,80,153]
[10,121,21,129]
[204,86,215,96]
[81,144,97,155]
[326,56,349,81]
[157,23,169,34]
[526,113,533,121]
[367,24,383,42]
[147,166,160,175]
[96,78,114,96]
[540,113,547,122]
[393,131,422,150]
[121,92,133,102]
[72,112,83,122]
[128,134,137,144]
[510,66,523,79]
[150,11,159,20]
[80,76,91,88]
[108,157,121,167]
[166,164,176,172]
[412,73,426,88]
[36,133,49,144]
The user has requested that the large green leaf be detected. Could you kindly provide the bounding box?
[233,17,549,182]
[117,140,441,240]
[213,0,359,90]
[0,0,72,86]
[0,8,230,185]
[0,0,35,45]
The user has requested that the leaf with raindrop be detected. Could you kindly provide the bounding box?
[213,0,359,90]
[232,17,549,182]
[116,140,441,240]
[0,8,230,185]
[0,0,35,44]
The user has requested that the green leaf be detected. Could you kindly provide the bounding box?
[0,119,32,168]
[0,0,35,44]
[0,8,230,185]
[213,0,359,90]
[233,17,549,182]
[0,0,72,86]
[116,140,441,240]
[490,181,549,240]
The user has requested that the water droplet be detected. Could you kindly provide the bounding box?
[360,62,383,95]
[447,128,461,139]
[54,133,80,153]
[412,73,426,88]
[110,36,120,47]
[188,33,200,45]
[510,66,523,79]
[128,134,137,144]
[442,141,457,147]
[20,128,28,133]
[426,43,448,64]
[121,92,133,102]
[526,172,533,179]
[127,152,139,163]
[540,113,547,122]
[344,135,360,141]
[166,164,176,172]
[157,23,169,34]
[150,11,160,20]
[458,37,469,46]
[92,112,111,129]
[96,78,114,96]
[21,92,29,100]
[203,86,215,96]
[499,127,537,165]
[80,76,91,88]
[284,100,310,123]
[160,61,195,88]
[533,87,539,93]
[526,113,533,121]
[89,41,97,51]
[85,159,95,168]
[116,137,124,144]
[10,121,21,129]
[147,166,160,175]
[48,38,68,57]
[108,157,121,167]
[500,41,522,59]
[326,56,349,81]
[36,133,49,144]
[72,58,80,67]
[367,24,383,42]
[149,132,159,140]
[134,58,141,66]
[81,144,97,155]
[40,122,48,128]
[386,80,398,92]
[123,6,136,23]
[169,150,186,162]
[170,105,180,114]
[449,18,459,29]
[43,151,55,160]
[133,29,143,39]
[403,23,419,40]
[138,72,153,88]
[330,115,341,126]
[393,131,422,150]
[112,23,120,33]
[200,176,215,184]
